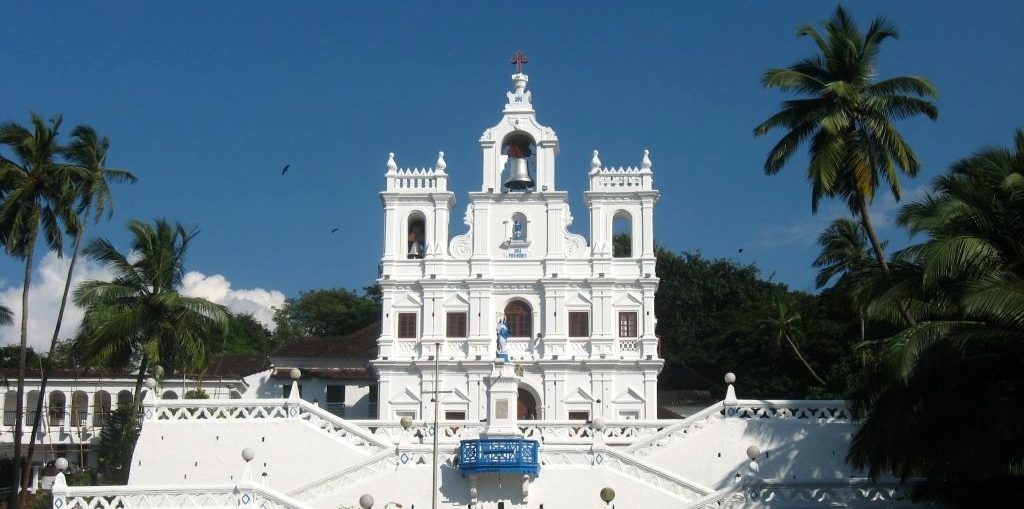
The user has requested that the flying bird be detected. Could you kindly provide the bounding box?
[738,248,744,253]
[281,164,290,175]
[331,228,340,233]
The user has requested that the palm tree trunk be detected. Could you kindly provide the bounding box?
[11,248,34,509]
[856,196,917,326]
[784,332,827,386]
[22,224,87,493]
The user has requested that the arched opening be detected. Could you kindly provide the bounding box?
[93,391,111,426]
[407,211,426,259]
[3,391,17,426]
[162,390,178,400]
[504,300,533,338]
[501,132,536,192]
[612,210,633,258]
[71,391,88,427]
[116,390,133,409]
[517,387,538,420]
[48,391,67,426]
[510,212,528,242]
[26,390,39,424]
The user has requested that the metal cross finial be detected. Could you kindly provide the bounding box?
[510,50,528,73]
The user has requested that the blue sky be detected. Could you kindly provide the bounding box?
[3,1,1024,338]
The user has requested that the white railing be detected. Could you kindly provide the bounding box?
[727,400,852,422]
[385,167,447,192]
[52,477,313,509]
[144,398,392,454]
[626,403,726,457]
[687,479,920,508]
[288,449,398,503]
[348,420,677,446]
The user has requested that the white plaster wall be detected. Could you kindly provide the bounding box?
[128,419,371,492]
[647,419,857,488]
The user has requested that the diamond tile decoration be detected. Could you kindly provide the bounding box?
[595,453,604,465]
[54,499,63,509]
[241,493,251,505]
[401,452,410,464]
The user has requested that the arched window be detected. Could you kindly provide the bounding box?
[612,211,633,258]
[162,390,178,400]
[407,211,426,259]
[4,392,18,426]
[26,390,39,423]
[504,300,533,338]
[116,390,133,409]
[48,391,67,426]
[71,391,88,427]
[510,213,528,242]
[93,391,111,427]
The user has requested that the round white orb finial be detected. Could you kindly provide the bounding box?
[435,151,447,173]
[386,152,397,173]
[724,372,736,384]
[591,417,606,431]
[55,457,69,472]
[289,368,301,380]
[641,149,652,170]
[242,447,255,462]
[591,150,601,170]
[399,415,413,430]
[746,445,761,460]
[599,487,616,504]
[358,494,375,509]
[144,377,157,390]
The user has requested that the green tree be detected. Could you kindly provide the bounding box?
[849,129,1024,506]
[759,298,828,385]
[23,125,136,492]
[0,304,11,325]
[754,6,937,324]
[0,113,84,505]
[210,313,274,354]
[95,404,139,485]
[273,287,379,339]
[813,218,872,340]
[74,219,229,419]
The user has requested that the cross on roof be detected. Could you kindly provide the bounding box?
[510,50,528,73]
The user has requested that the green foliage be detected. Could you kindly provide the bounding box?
[0,345,40,369]
[184,388,209,399]
[846,129,1024,506]
[0,304,11,326]
[95,404,139,485]
[612,233,631,258]
[273,287,379,339]
[655,249,857,398]
[209,313,275,354]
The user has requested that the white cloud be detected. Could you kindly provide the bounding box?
[0,252,284,351]
[179,272,285,330]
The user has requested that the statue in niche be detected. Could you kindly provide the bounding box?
[496,316,510,362]
[512,220,524,241]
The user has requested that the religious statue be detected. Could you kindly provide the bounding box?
[512,220,524,241]
[496,316,510,362]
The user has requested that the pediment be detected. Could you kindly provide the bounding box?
[441,387,471,404]
[612,387,645,404]
[613,292,643,307]
[563,386,594,404]
[443,292,470,308]
[565,290,592,306]
[389,387,422,405]
[393,293,423,308]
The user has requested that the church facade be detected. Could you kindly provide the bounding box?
[373,69,663,422]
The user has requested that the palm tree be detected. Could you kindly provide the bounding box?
[22,125,136,489]
[74,219,229,418]
[754,6,938,323]
[0,113,83,505]
[849,129,1024,506]
[0,305,11,325]
[813,218,872,340]
[759,298,827,386]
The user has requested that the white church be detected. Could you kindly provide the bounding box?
[13,57,927,509]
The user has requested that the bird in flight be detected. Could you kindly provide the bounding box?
[331,228,340,233]
[281,164,291,175]
[738,248,744,253]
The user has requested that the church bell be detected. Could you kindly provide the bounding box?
[504,157,535,191]
[407,241,424,259]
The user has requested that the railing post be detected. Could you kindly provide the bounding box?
[723,373,738,418]
[51,472,67,509]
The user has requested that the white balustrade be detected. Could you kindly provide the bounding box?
[53,481,313,509]
[726,400,852,422]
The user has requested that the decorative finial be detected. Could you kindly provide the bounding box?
[641,149,652,170]
[510,50,528,73]
[590,150,602,174]
[435,151,447,173]
[386,152,397,173]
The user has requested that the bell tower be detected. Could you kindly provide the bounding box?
[479,51,559,194]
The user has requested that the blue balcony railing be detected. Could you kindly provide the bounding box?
[458,438,540,476]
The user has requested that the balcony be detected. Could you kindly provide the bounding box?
[458,438,540,476]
